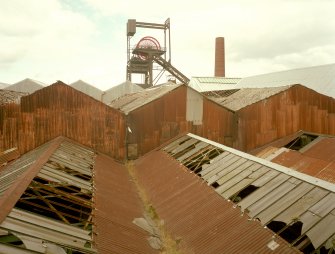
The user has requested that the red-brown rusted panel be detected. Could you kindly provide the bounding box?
[94,154,157,254]
[236,85,335,152]
[128,86,235,158]
[270,137,335,183]
[0,82,126,160]
[134,151,300,253]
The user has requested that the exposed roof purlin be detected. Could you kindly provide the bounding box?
[0,136,64,224]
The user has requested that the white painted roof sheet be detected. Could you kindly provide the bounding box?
[189,76,241,92]
[102,80,143,104]
[5,78,46,94]
[236,63,335,98]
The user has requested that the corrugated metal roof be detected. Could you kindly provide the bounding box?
[5,78,46,94]
[0,89,27,105]
[0,137,96,253]
[236,63,335,98]
[135,149,300,253]
[109,83,181,114]
[70,80,103,101]
[258,133,335,184]
[212,85,292,111]
[189,76,241,92]
[94,155,156,254]
[162,133,335,252]
[102,80,144,104]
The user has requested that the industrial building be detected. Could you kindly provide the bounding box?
[1,18,335,253]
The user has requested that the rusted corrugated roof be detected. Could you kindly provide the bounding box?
[109,83,181,114]
[212,85,292,111]
[135,149,300,253]
[161,133,335,253]
[94,155,156,254]
[263,135,335,183]
[0,136,156,253]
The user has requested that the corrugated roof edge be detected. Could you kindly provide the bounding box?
[187,133,335,193]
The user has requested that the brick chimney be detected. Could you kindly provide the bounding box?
[215,37,225,77]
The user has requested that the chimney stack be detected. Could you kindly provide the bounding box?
[215,37,225,77]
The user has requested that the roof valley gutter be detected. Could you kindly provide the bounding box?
[0,137,64,224]
[187,133,335,193]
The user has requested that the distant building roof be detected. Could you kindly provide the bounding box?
[70,80,103,101]
[163,133,335,253]
[102,80,143,104]
[5,78,46,94]
[236,63,335,98]
[189,76,241,92]
[0,89,27,105]
[109,82,181,114]
[211,85,292,111]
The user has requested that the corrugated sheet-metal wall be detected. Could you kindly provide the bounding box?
[236,85,335,151]
[127,86,235,158]
[0,82,126,160]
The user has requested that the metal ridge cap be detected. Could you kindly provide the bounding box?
[186,133,335,193]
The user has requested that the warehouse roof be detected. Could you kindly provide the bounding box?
[0,135,301,253]
[0,82,9,89]
[70,80,103,101]
[163,133,335,253]
[189,76,241,92]
[5,78,46,94]
[0,89,27,105]
[256,131,335,184]
[102,80,143,104]
[236,63,335,98]
[109,82,181,114]
[211,85,292,111]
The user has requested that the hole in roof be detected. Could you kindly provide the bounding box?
[211,182,220,188]
[0,233,24,246]
[229,185,259,203]
[284,133,318,151]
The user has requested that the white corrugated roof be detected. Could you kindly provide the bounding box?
[102,80,143,104]
[189,77,241,92]
[236,63,335,98]
[70,80,103,101]
[5,78,46,94]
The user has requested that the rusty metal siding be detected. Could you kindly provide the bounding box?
[0,82,126,160]
[94,154,156,254]
[236,85,335,152]
[134,151,299,254]
[127,86,234,157]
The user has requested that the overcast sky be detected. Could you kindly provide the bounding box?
[1,0,334,90]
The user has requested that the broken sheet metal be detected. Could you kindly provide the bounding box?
[0,89,27,106]
[163,133,335,253]
[135,150,300,253]
[0,137,96,253]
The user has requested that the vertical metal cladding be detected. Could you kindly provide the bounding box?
[215,37,225,77]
